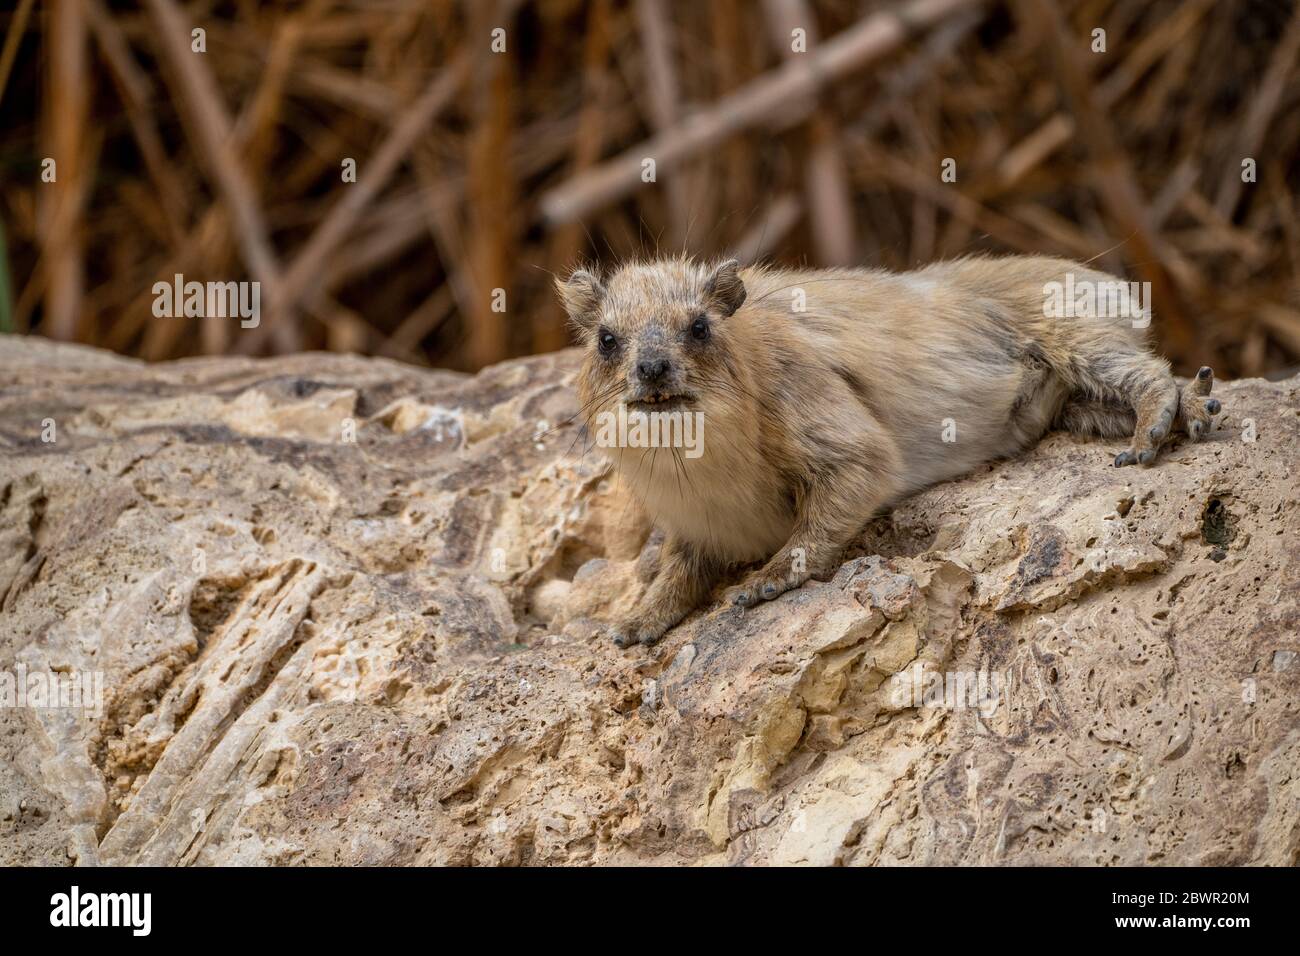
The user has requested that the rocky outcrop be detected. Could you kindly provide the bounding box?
[1,335,1297,866]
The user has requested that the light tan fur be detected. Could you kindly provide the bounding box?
[558,255,1221,648]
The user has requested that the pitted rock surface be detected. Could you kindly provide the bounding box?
[1,336,1297,865]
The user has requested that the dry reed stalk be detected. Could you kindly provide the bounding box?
[0,0,1295,379]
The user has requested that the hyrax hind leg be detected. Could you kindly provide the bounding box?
[1053,398,1135,438]
[1069,349,1220,466]
[1063,348,1175,466]
[1109,354,1180,467]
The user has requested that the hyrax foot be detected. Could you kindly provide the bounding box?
[608,618,667,649]
[726,555,812,608]
[1175,366,1221,441]
[1114,366,1221,466]
[1115,383,1180,467]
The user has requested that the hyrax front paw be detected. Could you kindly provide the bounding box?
[1175,366,1221,442]
[607,618,667,649]
[726,559,810,608]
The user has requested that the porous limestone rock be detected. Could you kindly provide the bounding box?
[1,335,1296,866]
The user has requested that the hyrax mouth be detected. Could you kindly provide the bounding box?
[626,393,693,411]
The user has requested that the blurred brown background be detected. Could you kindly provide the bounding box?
[2,0,1298,377]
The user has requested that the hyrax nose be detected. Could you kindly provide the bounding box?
[636,356,671,385]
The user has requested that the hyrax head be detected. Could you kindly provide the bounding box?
[557,258,748,420]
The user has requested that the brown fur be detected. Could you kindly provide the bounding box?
[558,255,1222,648]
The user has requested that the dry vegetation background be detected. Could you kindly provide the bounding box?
[2,0,1299,377]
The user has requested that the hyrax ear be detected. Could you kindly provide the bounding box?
[556,268,606,332]
[704,259,746,316]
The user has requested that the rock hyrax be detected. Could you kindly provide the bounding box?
[557,255,1222,649]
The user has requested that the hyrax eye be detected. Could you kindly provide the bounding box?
[690,315,710,341]
[597,329,618,354]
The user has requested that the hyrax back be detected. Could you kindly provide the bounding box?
[558,255,1221,648]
